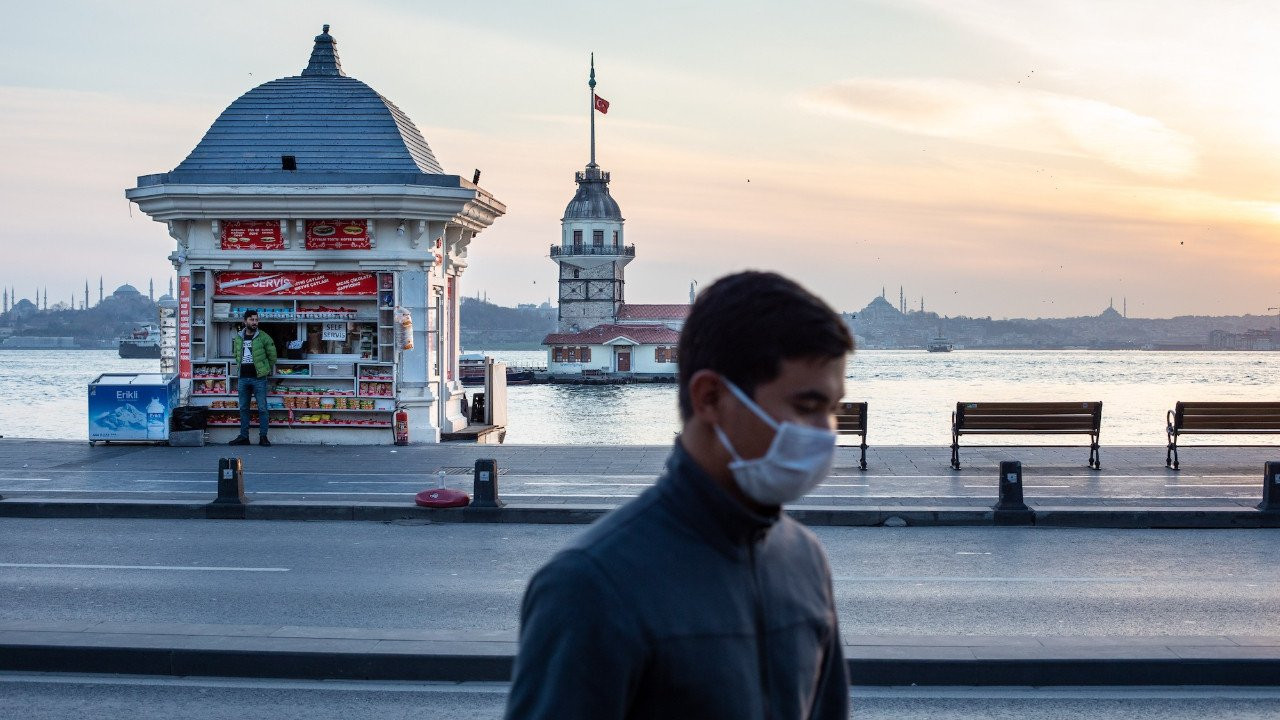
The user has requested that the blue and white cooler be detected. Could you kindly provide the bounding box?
[88,373,179,444]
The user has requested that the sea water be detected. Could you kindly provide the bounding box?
[1,349,1276,445]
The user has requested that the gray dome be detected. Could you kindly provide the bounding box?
[563,166,623,221]
[174,26,445,175]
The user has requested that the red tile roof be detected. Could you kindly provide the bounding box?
[544,323,680,346]
[616,303,690,322]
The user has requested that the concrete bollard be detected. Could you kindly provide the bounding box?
[1260,461,1280,513]
[471,458,503,509]
[993,460,1034,525]
[214,457,247,505]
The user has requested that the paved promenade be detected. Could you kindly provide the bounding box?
[1,438,1277,510]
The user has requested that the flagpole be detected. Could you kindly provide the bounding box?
[588,52,597,168]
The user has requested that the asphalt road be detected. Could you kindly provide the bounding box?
[2,518,1278,636]
[3,674,1279,720]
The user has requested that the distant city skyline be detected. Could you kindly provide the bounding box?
[3,1,1278,318]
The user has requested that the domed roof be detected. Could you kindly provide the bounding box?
[563,166,623,221]
[174,26,444,175]
[113,284,141,296]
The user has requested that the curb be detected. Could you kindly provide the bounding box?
[2,629,1278,686]
[1,498,1278,528]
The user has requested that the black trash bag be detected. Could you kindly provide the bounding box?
[171,405,209,431]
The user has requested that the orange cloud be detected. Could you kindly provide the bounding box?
[800,78,1198,179]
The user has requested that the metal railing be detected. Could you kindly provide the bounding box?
[550,244,636,258]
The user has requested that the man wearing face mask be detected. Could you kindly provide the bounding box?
[506,271,853,720]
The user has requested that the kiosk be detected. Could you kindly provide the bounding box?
[126,26,504,444]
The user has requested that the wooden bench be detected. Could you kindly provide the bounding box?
[951,402,1102,470]
[1166,401,1280,470]
[835,401,868,471]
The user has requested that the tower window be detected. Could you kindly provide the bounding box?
[281,155,297,171]
[572,230,583,251]
[593,230,604,247]
[613,230,618,248]
[573,269,580,278]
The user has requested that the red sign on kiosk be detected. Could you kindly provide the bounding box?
[214,271,377,297]
[178,276,192,379]
[221,220,285,250]
[305,219,370,250]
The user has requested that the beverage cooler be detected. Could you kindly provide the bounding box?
[88,373,179,445]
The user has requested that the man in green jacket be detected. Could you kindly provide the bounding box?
[229,309,277,446]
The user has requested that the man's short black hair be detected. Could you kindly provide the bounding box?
[678,271,853,420]
[243,309,258,320]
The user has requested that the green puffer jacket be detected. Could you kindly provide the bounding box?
[232,330,277,378]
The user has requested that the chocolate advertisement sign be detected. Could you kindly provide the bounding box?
[221,220,285,250]
[305,219,370,250]
[214,272,377,297]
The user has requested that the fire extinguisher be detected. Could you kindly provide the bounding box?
[393,406,409,446]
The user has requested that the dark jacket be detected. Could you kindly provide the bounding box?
[505,440,848,720]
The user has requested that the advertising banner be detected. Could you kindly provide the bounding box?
[305,219,370,250]
[178,276,192,379]
[88,377,178,442]
[214,271,377,297]
[221,220,285,250]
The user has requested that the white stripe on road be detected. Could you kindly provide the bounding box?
[0,563,288,572]
[835,575,1144,583]
[964,485,1069,489]
[1165,483,1258,487]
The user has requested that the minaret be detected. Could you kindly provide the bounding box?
[84,281,89,310]
[2,287,7,313]
[552,54,632,333]
[149,279,154,302]
[99,276,104,304]
[168,278,174,297]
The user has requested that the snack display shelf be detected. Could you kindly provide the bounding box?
[293,420,391,425]
[210,314,377,323]
[189,393,362,399]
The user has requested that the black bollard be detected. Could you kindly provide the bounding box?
[472,458,503,509]
[214,457,247,505]
[993,460,1034,525]
[1260,461,1280,513]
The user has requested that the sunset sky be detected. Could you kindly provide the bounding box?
[2,0,1278,318]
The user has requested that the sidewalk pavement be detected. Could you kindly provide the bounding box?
[2,621,1277,686]
[2,438,1279,527]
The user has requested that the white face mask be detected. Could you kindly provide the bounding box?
[713,379,837,507]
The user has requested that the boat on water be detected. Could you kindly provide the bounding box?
[459,353,541,386]
[927,337,954,353]
[118,324,162,359]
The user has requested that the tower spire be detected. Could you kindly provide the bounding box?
[588,53,597,168]
[301,24,345,77]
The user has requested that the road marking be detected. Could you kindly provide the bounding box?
[328,481,455,486]
[0,563,288,572]
[134,480,215,484]
[834,575,1143,583]
[1165,483,1257,487]
[963,485,1068,489]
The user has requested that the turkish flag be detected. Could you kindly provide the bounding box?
[594,94,610,114]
